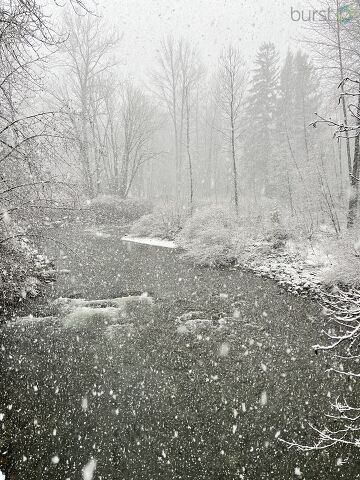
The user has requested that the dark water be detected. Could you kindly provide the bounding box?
[1,227,359,479]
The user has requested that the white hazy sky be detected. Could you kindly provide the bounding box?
[99,0,311,78]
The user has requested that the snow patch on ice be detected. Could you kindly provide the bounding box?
[84,226,112,239]
[58,295,154,329]
[121,235,177,249]
[176,319,212,334]
[175,311,212,333]
[14,295,154,330]
[63,306,126,328]
[105,323,134,339]
[14,315,55,326]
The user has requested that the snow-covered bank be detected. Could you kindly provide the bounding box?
[242,235,360,297]
[124,234,326,296]
[121,235,177,249]
[128,205,360,297]
[246,253,324,297]
[123,225,330,296]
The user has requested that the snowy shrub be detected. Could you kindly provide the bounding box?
[0,221,55,320]
[321,232,360,287]
[176,205,239,266]
[231,208,295,265]
[85,195,152,225]
[263,210,291,250]
[247,208,296,253]
[130,203,189,240]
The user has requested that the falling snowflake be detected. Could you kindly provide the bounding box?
[82,458,97,480]
[260,391,268,406]
[81,396,88,412]
[219,343,230,357]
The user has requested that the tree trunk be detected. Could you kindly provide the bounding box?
[347,79,360,227]
[286,167,294,215]
[230,114,239,214]
[170,63,180,205]
[113,157,119,194]
[336,0,352,176]
[186,98,194,213]
[118,153,129,198]
[81,143,94,199]
[80,82,94,198]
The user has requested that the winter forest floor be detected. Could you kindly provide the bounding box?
[1,225,360,479]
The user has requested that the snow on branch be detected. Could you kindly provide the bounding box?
[282,287,360,450]
[311,78,360,141]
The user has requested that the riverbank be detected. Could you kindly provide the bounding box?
[122,231,330,298]
[129,204,359,298]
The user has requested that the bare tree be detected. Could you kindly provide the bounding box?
[179,41,203,212]
[0,0,89,233]
[152,37,203,208]
[304,0,360,226]
[114,82,160,198]
[60,11,118,198]
[303,0,354,171]
[152,36,182,201]
[312,77,360,226]
[216,46,247,213]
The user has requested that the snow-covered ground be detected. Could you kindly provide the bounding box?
[245,241,333,297]
[121,235,177,249]
[249,255,323,297]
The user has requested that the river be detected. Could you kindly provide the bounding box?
[0,226,358,479]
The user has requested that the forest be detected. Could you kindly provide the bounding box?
[2,1,360,277]
[1,0,360,479]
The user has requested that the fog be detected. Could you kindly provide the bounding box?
[100,0,302,77]
[1,0,360,479]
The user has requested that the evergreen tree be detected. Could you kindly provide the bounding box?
[293,50,322,162]
[243,42,280,198]
[273,50,296,204]
[275,50,323,221]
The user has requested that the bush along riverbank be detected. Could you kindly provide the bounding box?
[0,219,56,322]
[130,203,360,298]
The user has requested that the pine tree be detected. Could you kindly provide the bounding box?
[243,42,280,198]
[275,50,323,222]
[293,51,322,162]
[273,50,296,204]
